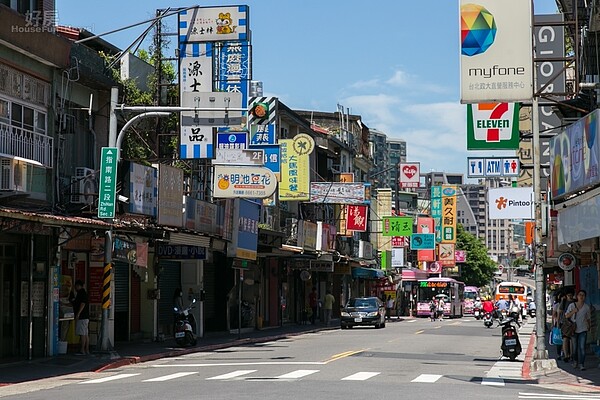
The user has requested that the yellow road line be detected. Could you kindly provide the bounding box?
[325,349,366,363]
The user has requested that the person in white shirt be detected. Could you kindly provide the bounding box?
[565,290,592,371]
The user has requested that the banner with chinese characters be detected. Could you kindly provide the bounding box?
[430,186,442,243]
[382,216,413,236]
[399,162,420,188]
[179,42,214,159]
[279,135,313,201]
[441,185,457,243]
[346,205,368,232]
[417,217,435,262]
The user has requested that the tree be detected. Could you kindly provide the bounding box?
[455,224,497,287]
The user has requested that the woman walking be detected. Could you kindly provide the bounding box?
[565,290,592,370]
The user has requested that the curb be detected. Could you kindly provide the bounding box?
[522,332,535,379]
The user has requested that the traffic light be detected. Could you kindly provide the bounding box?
[250,102,269,119]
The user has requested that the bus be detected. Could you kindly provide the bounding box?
[494,281,527,305]
[463,286,479,315]
[416,277,465,318]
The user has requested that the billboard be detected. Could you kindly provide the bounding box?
[459,0,533,103]
[488,187,534,219]
[213,165,277,199]
[179,6,249,43]
[550,109,600,199]
[309,182,371,204]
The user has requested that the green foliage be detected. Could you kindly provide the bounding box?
[99,31,179,162]
[456,224,497,287]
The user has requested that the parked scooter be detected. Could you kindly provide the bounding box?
[499,316,522,361]
[174,298,197,347]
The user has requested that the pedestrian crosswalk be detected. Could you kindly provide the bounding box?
[77,370,517,385]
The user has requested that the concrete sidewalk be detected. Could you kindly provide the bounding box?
[523,317,600,393]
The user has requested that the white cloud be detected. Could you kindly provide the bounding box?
[385,70,410,86]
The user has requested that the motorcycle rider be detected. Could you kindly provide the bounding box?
[482,296,494,314]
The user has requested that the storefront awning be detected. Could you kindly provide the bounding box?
[351,267,385,279]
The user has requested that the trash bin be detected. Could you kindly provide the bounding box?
[57,341,68,354]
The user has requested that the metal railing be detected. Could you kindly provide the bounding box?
[0,122,53,167]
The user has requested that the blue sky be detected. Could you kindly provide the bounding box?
[56,0,559,176]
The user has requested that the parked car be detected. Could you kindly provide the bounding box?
[340,297,386,329]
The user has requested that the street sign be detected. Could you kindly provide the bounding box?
[467,157,520,178]
[216,131,248,149]
[181,92,243,125]
[98,147,119,219]
[213,148,264,165]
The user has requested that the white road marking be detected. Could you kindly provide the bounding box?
[341,372,380,381]
[481,377,505,386]
[143,372,197,382]
[519,393,600,399]
[275,370,319,379]
[152,361,325,367]
[411,374,442,383]
[206,370,257,380]
[79,373,140,384]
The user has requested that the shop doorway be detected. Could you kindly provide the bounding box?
[0,255,18,359]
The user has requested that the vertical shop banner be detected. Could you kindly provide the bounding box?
[278,134,314,201]
[157,164,184,227]
[128,162,157,217]
[346,205,368,232]
[417,217,435,262]
[460,0,533,103]
[228,198,259,260]
[466,103,520,149]
[179,42,214,159]
[430,186,443,243]
[216,41,250,113]
[441,185,457,243]
[536,14,565,190]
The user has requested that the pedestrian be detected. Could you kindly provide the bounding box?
[551,293,564,360]
[322,289,335,326]
[436,297,445,320]
[565,290,592,370]
[309,287,318,325]
[558,291,575,362]
[69,280,90,355]
[386,295,394,320]
[429,298,437,321]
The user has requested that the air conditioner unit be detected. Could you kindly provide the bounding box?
[71,167,97,205]
[0,158,27,191]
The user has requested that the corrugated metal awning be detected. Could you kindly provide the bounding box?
[168,232,210,247]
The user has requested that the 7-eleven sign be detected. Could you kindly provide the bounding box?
[466,103,520,150]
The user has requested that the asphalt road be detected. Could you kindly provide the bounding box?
[0,317,580,400]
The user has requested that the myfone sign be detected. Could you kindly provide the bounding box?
[467,103,520,149]
[487,187,534,219]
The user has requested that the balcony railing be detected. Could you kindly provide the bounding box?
[0,122,53,167]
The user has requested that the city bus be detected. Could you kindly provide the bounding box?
[494,281,527,305]
[416,277,465,318]
[463,286,479,315]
